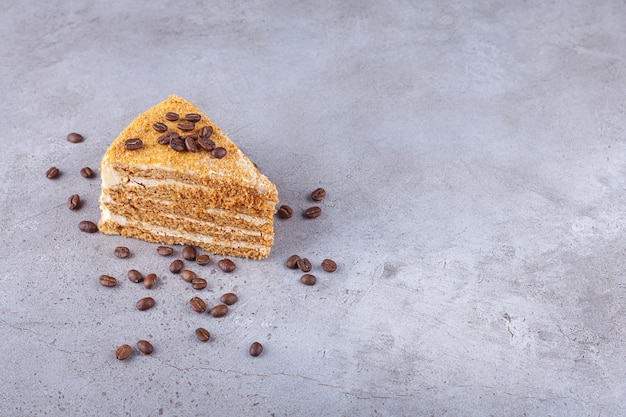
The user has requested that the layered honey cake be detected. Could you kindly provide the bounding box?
[98,95,278,259]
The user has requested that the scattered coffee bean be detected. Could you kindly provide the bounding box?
[115,344,132,360]
[158,131,179,145]
[67,194,80,210]
[169,259,184,273]
[296,258,312,273]
[128,269,144,283]
[198,126,213,139]
[184,136,198,152]
[136,297,155,311]
[169,136,186,152]
[197,137,215,151]
[114,246,131,259]
[80,167,94,178]
[136,340,154,355]
[165,112,179,121]
[195,327,210,342]
[218,259,236,273]
[249,342,263,357]
[99,275,117,287]
[311,187,326,201]
[301,273,317,286]
[185,113,201,122]
[45,167,60,179]
[157,246,174,256]
[220,293,238,305]
[67,132,84,143]
[210,304,228,318]
[321,259,337,272]
[177,121,195,131]
[182,245,197,261]
[277,205,293,219]
[191,278,207,290]
[180,269,197,283]
[153,122,168,133]
[211,147,227,159]
[286,255,301,269]
[304,206,322,218]
[78,220,98,233]
[190,297,207,313]
[196,254,210,265]
[143,273,156,289]
[124,138,143,150]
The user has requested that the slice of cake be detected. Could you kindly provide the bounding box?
[98,95,278,259]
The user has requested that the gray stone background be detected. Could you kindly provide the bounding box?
[1,0,625,416]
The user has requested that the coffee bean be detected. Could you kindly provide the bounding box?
[165,112,179,121]
[157,131,179,145]
[321,259,337,272]
[153,122,168,133]
[286,255,301,269]
[190,296,207,313]
[177,121,195,131]
[169,136,186,152]
[220,293,238,305]
[182,245,197,261]
[210,304,228,318]
[304,206,322,218]
[80,167,94,178]
[114,246,131,259]
[180,269,197,283]
[136,340,154,355]
[197,137,215,151]
[196,254,210,265]
[181,133,198,140]
[195,327,210,342]
[157,246,174,256]
[169,259,184,274]
[211,147,227,159]
[45,167,60,179]
[78,220,98,233]
[198,126,213,139]
[124,138,143,150]
[143,273,156,289]
[249,342,263,357]
[217,259,236,273]
[99,275,117,287]
[115,344,132,360]
[136,297,155,311]
[300,273,317,286]
[296,258,312,273]
[185,113,201,122]
[184,136,198,152]
[311,187,326,201]
[191,278,207,290]
[277,205,293,219]
[67,132,84,143]
[67,194,80,210]
[127,269,143,283]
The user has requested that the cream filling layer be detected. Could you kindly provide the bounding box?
[101,162,273,194]
[101,207,269,250]
[100,204,269,239]
[99,194,269,227]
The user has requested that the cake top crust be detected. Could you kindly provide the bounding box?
[101,95,276,195]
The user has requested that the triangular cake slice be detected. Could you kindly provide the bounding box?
[98,95,278,259]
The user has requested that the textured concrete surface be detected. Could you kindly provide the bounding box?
[1,1,626,416]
